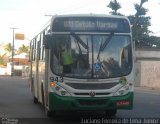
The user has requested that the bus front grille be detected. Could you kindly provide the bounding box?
[65,82,118,90]
[74,92,111,96]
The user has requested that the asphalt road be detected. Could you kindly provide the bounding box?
[0,76,160,124]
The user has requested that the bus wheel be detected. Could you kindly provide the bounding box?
[33,96,38,104]
[45,108,56,117]
[105,109,117,117]
[41,84,45,106]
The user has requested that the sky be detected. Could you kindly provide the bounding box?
[0,0,160,49]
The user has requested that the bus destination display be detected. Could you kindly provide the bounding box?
[52,17,130,33]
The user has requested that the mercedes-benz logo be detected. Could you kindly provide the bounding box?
[89,91,96,97]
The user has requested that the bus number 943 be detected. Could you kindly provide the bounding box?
[50,76,64,83]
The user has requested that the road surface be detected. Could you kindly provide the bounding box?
[0,76,160,124]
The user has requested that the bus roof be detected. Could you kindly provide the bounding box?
[31,14,130,40]
[51,14,129,21]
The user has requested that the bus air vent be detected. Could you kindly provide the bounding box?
[65,83,118,90]
[74,92,110,96]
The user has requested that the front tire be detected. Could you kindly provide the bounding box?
[33,96,38,104]
[45,108,56,117]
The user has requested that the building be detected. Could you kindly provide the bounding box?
[9,53,29,65]
[0,53,29,76]
[8,53,29,76]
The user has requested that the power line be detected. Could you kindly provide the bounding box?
[54,0,87,13]
[35,0,98,39]
[42,0,97,31]
[153,31,160,34]
[52,0,97,14]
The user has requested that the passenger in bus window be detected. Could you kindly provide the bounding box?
[61,49,72,73]
[60,39,73,73]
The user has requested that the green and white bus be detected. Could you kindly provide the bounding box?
[29,14,134,116]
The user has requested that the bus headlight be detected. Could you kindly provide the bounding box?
[50,82,71,96]
[114,85,130,96]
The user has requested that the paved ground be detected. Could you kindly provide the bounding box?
[135,86,160,94]
[0,76,160,124]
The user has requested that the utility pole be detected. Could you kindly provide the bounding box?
[10,27,18,76]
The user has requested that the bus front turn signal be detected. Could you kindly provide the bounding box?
[50,82,56,88]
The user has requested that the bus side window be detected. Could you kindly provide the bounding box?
[30,42,34,62]
[36,35,41,60]
[33,39,36,61]
[38,41,41,60]
[41,32,45,60]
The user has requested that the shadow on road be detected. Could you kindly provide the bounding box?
[15,111,116,124]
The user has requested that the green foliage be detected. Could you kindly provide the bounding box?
[142,36,160,48]
[0,43,29,66]
[0,54,7,65]
[107,0,160,48]
[17,44,29,54]
[4,43,12,54]
[134,4,148,16]
[128,0,151,47]
[107,0,123,15]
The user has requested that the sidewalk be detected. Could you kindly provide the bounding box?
[135,86,160,94]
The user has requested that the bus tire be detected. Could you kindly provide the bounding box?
[45,108,56,117]
[105,109,117,117]
[33,96,38,104]
[41,84,45,106]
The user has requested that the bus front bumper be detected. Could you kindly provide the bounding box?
[49,92,133,111]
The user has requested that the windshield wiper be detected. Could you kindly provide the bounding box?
[97,32,114,60]
[70,32,88,49]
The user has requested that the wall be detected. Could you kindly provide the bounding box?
[134,61,141,86]
[0,67,8,75]
[0,63,29,76]
[136,50,160,59]
[135,60,160,89]
[135,48,160,89]
[135,48,160,61]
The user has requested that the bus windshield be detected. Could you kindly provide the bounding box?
[50,34,132,79]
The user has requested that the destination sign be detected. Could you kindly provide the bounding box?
[64,21,118,31]
[52,17,130,33]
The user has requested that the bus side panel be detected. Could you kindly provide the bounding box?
[31,62,37,98]
[37,61,45,104]
[44,49,49,107]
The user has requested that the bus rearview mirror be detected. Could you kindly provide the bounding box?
[43,35,52,49]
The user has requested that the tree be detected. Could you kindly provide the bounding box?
[143,36,160,48]
[127,0,151,47]
[4,43,12,55]
[17,44,29,54]
[107,0,122,15]
[0,53,7,66]
[107,0,159,48]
